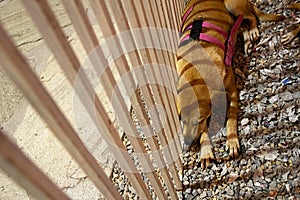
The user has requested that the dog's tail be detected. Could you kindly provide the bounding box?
[252,3,286,21]
[287,3,300,10]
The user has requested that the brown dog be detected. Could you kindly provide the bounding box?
[282,3,300,45]
[177,0,284,168]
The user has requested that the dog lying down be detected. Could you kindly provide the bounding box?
[176,0,284,168]
[282,3,300,45]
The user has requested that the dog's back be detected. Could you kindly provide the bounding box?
[180,0,234,47]
[179,0,236,75]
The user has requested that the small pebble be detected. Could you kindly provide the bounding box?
[199,191,207,198]
[241,118,250,126]
[183,181,189,186]
[245,190,252,199]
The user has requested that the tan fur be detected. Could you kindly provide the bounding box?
[288,3,300,10]
[282,3,300,45]
[177,0,284,168]
[253,5,286,21]
[224,0,285,53]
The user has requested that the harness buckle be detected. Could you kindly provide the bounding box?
[190,19,204,41]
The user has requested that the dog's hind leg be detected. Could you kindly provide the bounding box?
[242,28,252,55]
[282,3,300,44]
[224,0,260,43]
[282,25,300,45]
[281,25,300,44]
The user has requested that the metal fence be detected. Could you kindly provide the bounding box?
[0,0,183,199]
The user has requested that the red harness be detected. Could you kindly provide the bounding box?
[179,5,243,66]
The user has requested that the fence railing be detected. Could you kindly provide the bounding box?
[0,0,183,199]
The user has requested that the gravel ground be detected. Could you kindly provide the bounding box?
[111,0,299,199]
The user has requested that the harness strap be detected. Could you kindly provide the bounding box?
[183,22,228,39]
[180,5,194,32]
[179,4,244,66]
[224,14,243,66]
[181,4,227,37]
[179,33,226,51]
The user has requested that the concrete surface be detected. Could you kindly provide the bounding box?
[0,0,116,199]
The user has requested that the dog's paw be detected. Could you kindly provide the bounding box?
[242,30,253,56]
[226,137,240,158]
[200,146,215,168]
[249,27,260,43]
[244,40,252,56]
[281,32,295,45]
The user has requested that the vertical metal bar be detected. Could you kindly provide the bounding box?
[148,0,183,170]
